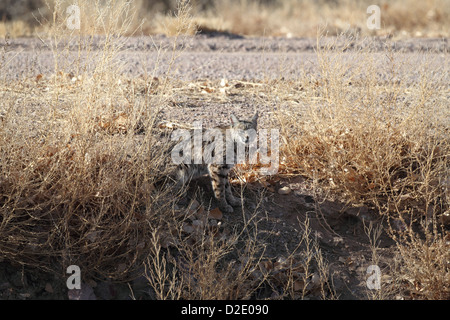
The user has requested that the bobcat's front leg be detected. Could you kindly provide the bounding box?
[209,165,234,213]
[225,180,241,207]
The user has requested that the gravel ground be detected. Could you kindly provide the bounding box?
[2,35,448,81]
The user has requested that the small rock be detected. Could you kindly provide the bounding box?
[45,282,53,293]
[440,211,450,226]
[208,207,223,220]
[311,273,321,286]
[192,219,204,229]
[68,283,96,300]
[188,199,201,213]
[278,186,291,195]
[182,223,194,234]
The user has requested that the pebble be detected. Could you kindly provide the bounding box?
[278,186,291,195]
[45,282,54,293]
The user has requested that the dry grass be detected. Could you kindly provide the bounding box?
[0,0,332,300]
[273,34,449,299]
[1,0,449,38]
[144,210,334,300]
[0,0,171,279]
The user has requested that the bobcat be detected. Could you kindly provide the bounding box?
[171,112,258,213]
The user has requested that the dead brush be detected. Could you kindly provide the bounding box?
[0,80,175,280]
[2,178,173,280]
[144,199,269,300]
[276,34,448,213]
[275,34,449,299]
[2,0,449,38]
[389,216,450,299]
[0,0,176,282]
[144,204,334,300]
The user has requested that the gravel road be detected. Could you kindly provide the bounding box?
[2,35,448,81]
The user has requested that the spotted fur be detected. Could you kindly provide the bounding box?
[173,113,258,213]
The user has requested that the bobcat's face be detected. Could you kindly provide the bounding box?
[229,112,258,146]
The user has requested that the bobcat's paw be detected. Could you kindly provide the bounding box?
[227,196,242,207]
[219,203,234,213]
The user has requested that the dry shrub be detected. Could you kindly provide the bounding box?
[212,0,449,37]
[275,34,449,299]
[149,214,267,300]
[152,0,199,36]
[1,0,328,300]
[0,94,171,279]
[381,0,449,36]
[0,0,176,280]
[389,217,449,299]
[210,0,274,36]
[164,0,449,38]
[2,0,449,38]
[278,34,448,211]
[144,211,334,300]
[41,0,142,36]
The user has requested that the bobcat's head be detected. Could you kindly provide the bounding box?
[230,112,258,145]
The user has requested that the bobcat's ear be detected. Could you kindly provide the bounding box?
[251,112,258,125]
[230,114,239,126]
